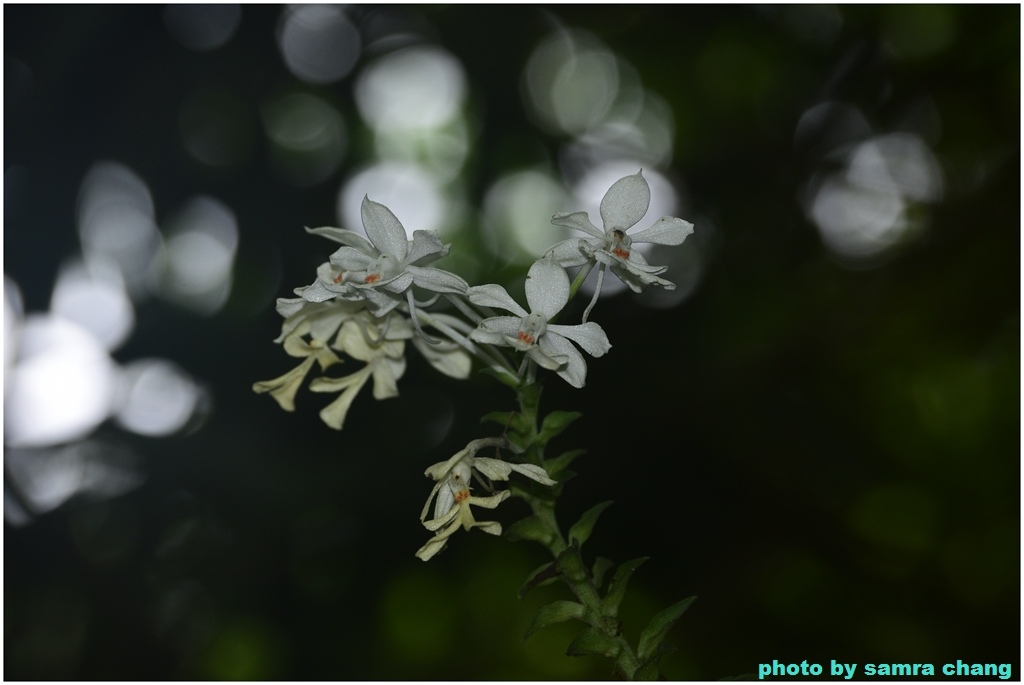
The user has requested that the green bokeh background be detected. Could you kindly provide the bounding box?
[4,4,1019,680]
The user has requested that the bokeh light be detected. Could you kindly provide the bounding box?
[5,313,117,448]
[49,258,134,352]
[481,169,570,264]
[262,92,347,187]
[337,162,447,238]
[523,29,620,136]
[113,359,207,437]
[76,161,161,297]
[277,5,361,85]
[157,195,239,315]
[163,4,241,52]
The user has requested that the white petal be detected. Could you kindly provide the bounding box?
[467,284,527,317]
[551,211,604,239]
[610,262,675,292]
[305,226,375,253]
[470,490,511,510]
[413,337,472,379]
[547,322,611,358]
[600,170,650,231]
[252,356,316,411]
[508,462,557,485]
[329,246,374,271]
[473,520,503,536]
[297,278,340,303]
[538,333,587,388]
[371,356,406,399]
[415,536,449,561]
[359,287,403,316]
[525,343,569,370]
[275,296,307,319]
[378,271,416,294]
[524,257,570,320]
[628,216,694,246]
[406,265,468,295]
[314,371,371,430]
[406,230,448,265]
[545,238,596,268]
[361,196,409,261]
[471,457,514,482]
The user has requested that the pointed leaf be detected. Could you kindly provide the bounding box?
[504,515,555,546]
[592,557,615,591]
[601,557,649,617]
[637,596,697,663]
[523,600,586,642]
[537,410,583,446]
[565,626,621,658]
[568,500,613,548]
[518,562,558,599]
[545,449,586,480]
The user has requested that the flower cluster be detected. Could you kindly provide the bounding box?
[254,170,693,558]
[416,437,556,561]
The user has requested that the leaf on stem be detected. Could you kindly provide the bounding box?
[600,556,649,617]
[565,626,621,658]
[637,596,697,664]
[545,449,586,480]
[537,410,583,445]
[504,515,555,546]
[518,561,558,598]
[523,600,586,642]
[591,556,615,591]
[568,500,613,548]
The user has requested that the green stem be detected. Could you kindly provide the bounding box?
[511,381,647,680]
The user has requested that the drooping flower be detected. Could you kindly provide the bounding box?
[545,170,693,319]
[300,196,468,337]
[308,311,411,430]
[416,437,556,561]
[252,299,364,411]
[467,257,611,388]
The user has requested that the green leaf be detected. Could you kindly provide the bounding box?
[565,626,621,658]
[504,515,555,546]
[600,556,649,617]
[633,661,662,681]
[568,500,613,548]
[637,596,697,663]
[545,449,586,479]
[518,562,558,598]
[554,544,589,583]
[591,556,615,591]
[523,600,586,642]
[537,410,582,445]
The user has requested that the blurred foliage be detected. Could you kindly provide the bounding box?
[4,4,1019,681]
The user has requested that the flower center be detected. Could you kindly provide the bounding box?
[516,312,547,347]
[453,488,471,504]
[609,229,631,259]
[364,253,399,284]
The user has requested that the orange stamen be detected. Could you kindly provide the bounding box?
[612,247,630,259]
[517,331,535,345]
[365,273,381,284]
[454,489,471,504]
[333,272,345,283]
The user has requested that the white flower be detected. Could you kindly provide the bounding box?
[545,170,693,318]
[308,312,411,430]
[416,437,556,561]
[301,196,468,335]
[467,257,611,388]
[252,300,363,411]
[254,299,416,429]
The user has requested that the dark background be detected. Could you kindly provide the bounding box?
[4,4,1019,680]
